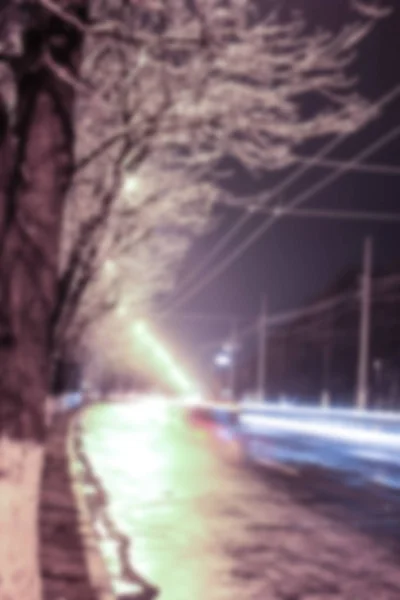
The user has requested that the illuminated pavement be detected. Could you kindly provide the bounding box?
[81,399,400,600]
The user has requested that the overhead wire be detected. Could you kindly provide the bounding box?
[197,289,356,353]
[157,311,252,323]
[292,155,400,176]
[252,206,400,224]
[165,275,400,340]
[172,84,400,299]
[196,274,400,354]
[266,291,357,328]
[256,277,400,334]
[373,273,400,290]
[167,102,400,311]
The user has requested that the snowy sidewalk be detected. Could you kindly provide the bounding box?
[39,414,99,600]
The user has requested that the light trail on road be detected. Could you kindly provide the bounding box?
[80,399,400,600]
[206,402,400,491]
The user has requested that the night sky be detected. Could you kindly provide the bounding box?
[163,1,400,365]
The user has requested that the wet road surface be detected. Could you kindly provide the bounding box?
[81,400,400,600]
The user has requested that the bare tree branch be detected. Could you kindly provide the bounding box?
[52,0,387,359]
[38,0,88,33]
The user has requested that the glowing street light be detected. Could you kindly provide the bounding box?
[214,352,231,368]
[214,334,239,400]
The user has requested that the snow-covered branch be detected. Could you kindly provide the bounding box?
[1,0,385,356]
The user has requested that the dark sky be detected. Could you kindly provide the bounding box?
[163,1,400,364]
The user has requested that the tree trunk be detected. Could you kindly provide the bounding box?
[0,3,86,599]
[0,439,44,600]
[0,98,13,246]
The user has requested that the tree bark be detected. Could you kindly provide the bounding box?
[0,439,44,600]
[0,97,13,247]
[0,3,87,599]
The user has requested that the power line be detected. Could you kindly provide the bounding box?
[264,281,400,332]
[170,289,400,340]
[254,206,400,224]
[198,296,400,362]
[273,306,400,341]
[373,273,400,290]
[198,290,356,352]
[374,293,400,303]
[166,275,400,335]
[282,314,400,340]
[157,311,252,322]
[259,287,400,343]
[268,291,357,328]
[293,155,400,176]
[194,274,400,354]
[168,119,400,311]
[276,306,355,339]
[171,85,400,301]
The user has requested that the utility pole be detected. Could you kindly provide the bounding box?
[356,237,373,410]
[321,312,333,408]
[257,296,268,402]
[279,330,287,402]
[228,319,237,401]
[321,338,332,408]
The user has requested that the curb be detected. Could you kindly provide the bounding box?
[67,411,116,600]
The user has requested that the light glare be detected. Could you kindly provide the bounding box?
[123,174,141,194]
[132,321,196,394]
[214,352,231,367]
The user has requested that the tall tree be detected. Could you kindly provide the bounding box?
[55,0,387,364]
[0,2,87,599]
[55,163,216,362]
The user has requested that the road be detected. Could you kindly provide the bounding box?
[80,398,400,600]
[237,403,400,491]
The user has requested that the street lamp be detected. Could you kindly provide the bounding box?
[214,342,239,401]
[214,352,231,368]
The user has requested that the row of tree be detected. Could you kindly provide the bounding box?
[0,1,389,599]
